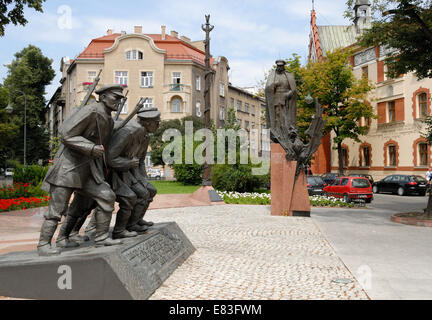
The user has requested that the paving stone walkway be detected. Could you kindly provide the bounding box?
[146,205,369,300]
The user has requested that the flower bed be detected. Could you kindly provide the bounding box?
[309,195,354,208]
[216,191,271,205]
[0,196,50,212]
[0,182,48,199]
[217,191,354,208]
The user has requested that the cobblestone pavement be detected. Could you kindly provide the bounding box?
[147,205,369,300]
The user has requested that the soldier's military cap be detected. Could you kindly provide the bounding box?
[95,84,125,97]
[137,107,161,119]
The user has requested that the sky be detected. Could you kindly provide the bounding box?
[0,0,352,100]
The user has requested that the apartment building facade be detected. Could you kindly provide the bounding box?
[46,25,268,167]
[308,1,432,180]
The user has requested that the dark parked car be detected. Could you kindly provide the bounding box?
[372,174,428,196]
[320,172,340,186]
[306,176,327,196]
[349,173,374,185]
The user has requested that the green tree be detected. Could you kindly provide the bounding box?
[302,48,375,174]
[0,85,19,168]
[2,45,55,164]
[345,0,432,79]
[0,0,46,36]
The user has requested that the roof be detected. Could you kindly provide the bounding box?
[309,9,359,61]
[76,32,211,66]
[316,25,358,55]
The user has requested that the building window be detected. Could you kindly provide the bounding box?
[230,98,235,108]
[143,97,153,109]
[245,103,249,113]
[342,148,348,168]
[363,146,370,167]
[245,121,249,129]
[88,71,97,82]
[388,101,395,122]
[126,50,143,60]
[196,101,201,117]
[251,122,255,129]
[362,66,368,79]
[237,100,242,111]
[172,72,181,84]
[120,100,127,114]
[219,107,225,120]
[140,71,153,88]
[419,93,428,118]
[219,83,225,97]
[388,145,397,166]
[172,98,182,113]
[196,76,201,91]
[251,105,255,115]
[115,71,128,85]
[419,143,428,166]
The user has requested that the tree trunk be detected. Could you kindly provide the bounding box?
[337,142,344,175]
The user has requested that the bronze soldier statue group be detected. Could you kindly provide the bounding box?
[38,84,161,256]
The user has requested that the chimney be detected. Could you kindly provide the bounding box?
[180,35,191,43]
[107,29,113,35]
[161,25,166,40]
[170,30,178,38]
[121,30,126,35]
[134,26,142,34]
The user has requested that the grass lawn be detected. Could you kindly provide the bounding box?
[151,180,200,194]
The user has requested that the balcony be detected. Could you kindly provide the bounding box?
[169,83,184,92]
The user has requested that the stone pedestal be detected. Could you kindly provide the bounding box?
[270,143,311,217]
[0,222,195,300]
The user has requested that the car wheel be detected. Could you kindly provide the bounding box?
[365,198,372,203]
[397,187,405,196]
[343,193,350,203]
[372,185,379,194]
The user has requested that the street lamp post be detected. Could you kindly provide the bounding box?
[6,90,27,166]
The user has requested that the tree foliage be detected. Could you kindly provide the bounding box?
[345,0,432,79]
[0,0,46,36]
[302,48,376,174]
[1,45,54,165]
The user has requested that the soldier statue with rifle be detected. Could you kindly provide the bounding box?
[55,98,151,246]
[38,84,126,256]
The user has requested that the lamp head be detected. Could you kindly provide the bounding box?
[5,102,13,114]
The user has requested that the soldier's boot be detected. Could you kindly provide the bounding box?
[69,214,90,242]
[136,201,153,227]
[126,203,150,234]
[37,219,61,256]
[84,213,97,239]
[112,209,138,239]
[94,208,123,247]
[56,216,80,248]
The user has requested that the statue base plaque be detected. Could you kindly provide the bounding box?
[270,143,311,217]
[0,222,195,300]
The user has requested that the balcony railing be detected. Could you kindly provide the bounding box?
[170,83,184,91]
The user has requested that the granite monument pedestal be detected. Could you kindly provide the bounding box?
[270,143,311,217]
[0,222,195,300]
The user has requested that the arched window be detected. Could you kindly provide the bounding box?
[419,142,428,166]
[419,93,428,118]
[196,101,201,117]
[171,98,182,113]
[388,145,397,167]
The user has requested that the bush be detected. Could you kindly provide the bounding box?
[12,165,49,185]
[212,163,262,193]
[0,181,48,199]
[173,163,203,185]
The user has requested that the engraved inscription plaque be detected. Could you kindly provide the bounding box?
[122,232,183,268]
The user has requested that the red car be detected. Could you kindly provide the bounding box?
[323,176,373,203]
